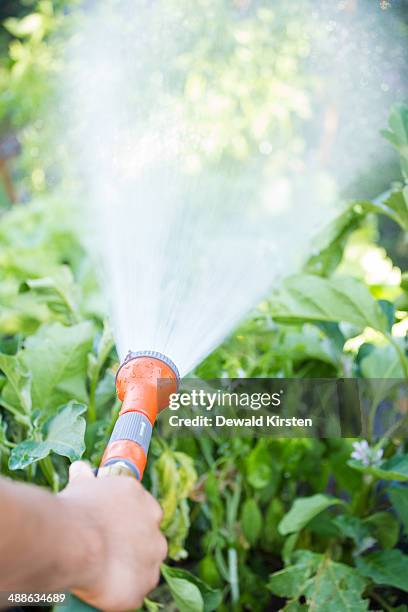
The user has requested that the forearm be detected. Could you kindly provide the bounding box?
[0,477,99,592]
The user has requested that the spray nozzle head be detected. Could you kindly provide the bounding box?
[120,350,180,381]
[115,350,180,424]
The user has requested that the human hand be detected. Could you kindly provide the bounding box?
[58,461,167,611]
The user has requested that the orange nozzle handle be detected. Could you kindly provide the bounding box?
[100,351,179,479]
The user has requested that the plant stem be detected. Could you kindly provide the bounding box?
[226,473,241,606]
[375,413,408,450]
[0,400,32,429]
[88,377,97,423]
[39,456,59,492]
[351,475,373,517]
[369,589,393,612]
[228,547,239,605]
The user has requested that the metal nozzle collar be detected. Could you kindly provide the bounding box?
[118,350,180,382]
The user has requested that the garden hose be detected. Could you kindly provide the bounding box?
[98,350,180,480]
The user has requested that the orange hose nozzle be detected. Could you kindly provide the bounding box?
[100,351,179,479]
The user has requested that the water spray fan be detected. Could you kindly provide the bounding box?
[99,351,180,479]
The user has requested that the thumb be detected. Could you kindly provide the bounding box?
[68,460,95,483]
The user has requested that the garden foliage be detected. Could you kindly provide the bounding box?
[0,3,407,611]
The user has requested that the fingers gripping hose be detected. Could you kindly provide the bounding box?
[99,351,180,479]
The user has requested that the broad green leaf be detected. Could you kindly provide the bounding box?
[161,565,222,612]
[270,275,387,333]
[360,344,405,378]
[161,564,204,612]
[332,515,372,550]
[144,598,162,612]
[9,439,50,469]
[381,104,408,179]
[268,551,321,598]
[379,191,408,232]
[0,352,31,414]
[388,487,408,534]
[94,370,116,414]
[246,439,277,489]
[198,556,223,589]
[268,564,313,599]
[363,512,399,549]
[348,454,408,482]
[305,204,366,277]
[306,192,408,277]
[268,551,369,610]
[281,327,340,367]
[25,266,79,320]
[262,498,285,550]
[278,494,344,535]
[21,321,94,414]
[356,550,408,592]
[307,510,341,538]
[87,321,115,384]
[9,402,86,470]
[303,556,368,610]
[241,498,262,545]
[283,603,307,612]
[359,192,408,232]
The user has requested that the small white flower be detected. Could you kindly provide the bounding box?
[351,440,383,467]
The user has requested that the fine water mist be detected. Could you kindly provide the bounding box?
[64,0,406,376]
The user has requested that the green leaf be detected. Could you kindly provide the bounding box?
[0,352,31,414]
[87,321,115,383]
[332,515,373,553]
[161,565,204,612]
[198,556,223,589]
[360,344,405,378]
[144,598,162,612]
[357,192,408,232]
[388,487,408,534]
[152,450,197,560]
[21,321,94,415]
[25,266,79,320]
[162,566,221,612]
[348,454,408,482]
[246,439,277,489]
[241,498,262,545]
[303,556,368,610]
[270,275,387,333]
[278,494,344,535]
[94,370,116,414]
[305,204,365,277]
[381,104,408,179]
[9,402,86,470]
[268,551,369,610]
[363,512,399,549]
[378,191,408,231]
[356,550,408,592]
[281,326,340,368]
[268,562,315,599]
